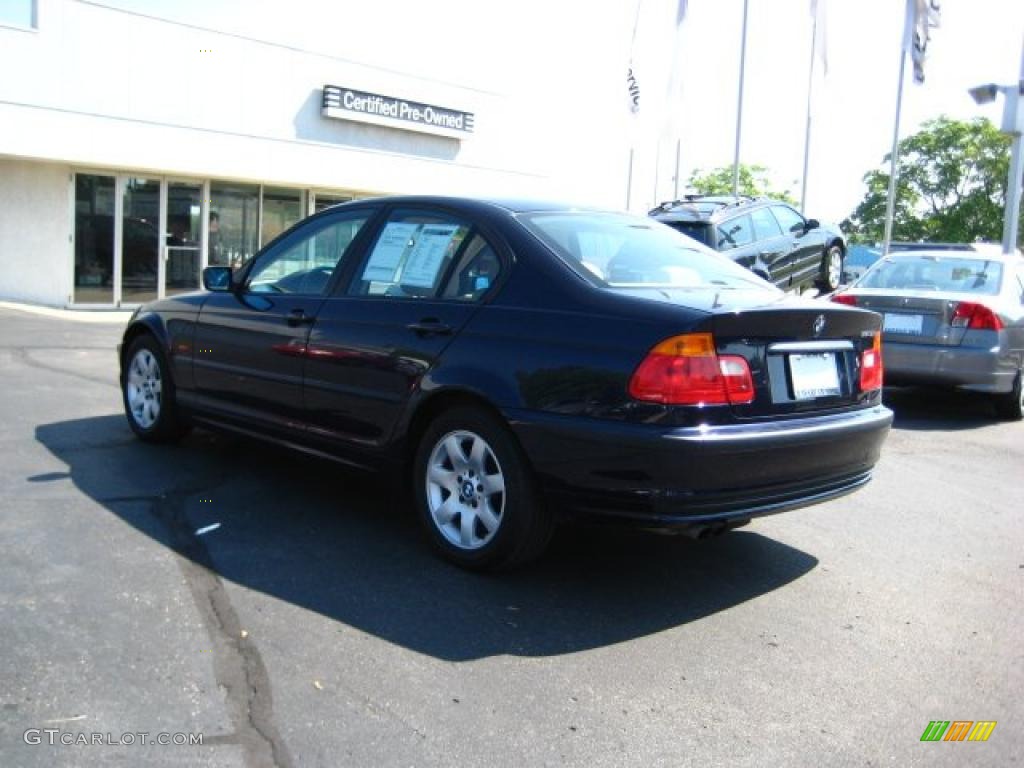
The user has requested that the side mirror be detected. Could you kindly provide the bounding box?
[203,266,234,292]
[804,218,820,231]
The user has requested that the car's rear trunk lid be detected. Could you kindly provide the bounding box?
[707,299,881,419]
[847,290,986,347]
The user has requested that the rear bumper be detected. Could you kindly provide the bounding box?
[884,341,1017,394]
[507,405,893,529]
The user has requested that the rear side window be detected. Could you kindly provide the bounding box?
[860,256,1003,295]
[349,210,471,298]
[716,215,754,249]
[519,211,772,291]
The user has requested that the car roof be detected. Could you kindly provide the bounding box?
[878,248,1021,264]
[343,195,601,215]
[648,195,781,223]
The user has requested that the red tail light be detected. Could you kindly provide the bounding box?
[830,293,858,306]
[951,301,1004,330]
[629,333,754,406]
[859,332,883,392]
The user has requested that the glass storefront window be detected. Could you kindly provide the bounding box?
[262,187,304,246]
[210,182,259,268]
[121,178,161,304]
[313,193,353,214]
[74,174,115,304]
[166,182,203,295]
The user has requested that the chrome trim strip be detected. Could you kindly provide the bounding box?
[665,406,893,444]
[768,340,855,353]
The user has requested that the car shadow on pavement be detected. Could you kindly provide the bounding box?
[36,415,818,661]
[884,386,1002,431]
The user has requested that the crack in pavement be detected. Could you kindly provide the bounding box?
[128,474,294,768]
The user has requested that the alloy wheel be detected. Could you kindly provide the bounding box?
[425,430,506,550]
[826,247,843,290]
[125,348,162,429]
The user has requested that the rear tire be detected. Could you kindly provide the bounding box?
[817,243,844,292]
[993,371,1024,421]
[413,405,552,571]
[121,334,190,442]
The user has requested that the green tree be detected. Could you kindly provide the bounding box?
[687,164,798,206]
[843,116,1013,244]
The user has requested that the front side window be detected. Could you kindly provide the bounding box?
[859,255,1003,295]
[349,211,471,298]
[770,205,806,234]
[716,215,754,250]
[247,211,372,295]
[519,212,772,291]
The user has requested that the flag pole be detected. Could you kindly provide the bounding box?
[673,138,682,199]
[883,0,912,255]
[731,0,750,197]
[626,147,634,210]
[800,7,819,214]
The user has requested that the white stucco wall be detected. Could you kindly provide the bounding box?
[0,0,550,197]
[0,157,72,306]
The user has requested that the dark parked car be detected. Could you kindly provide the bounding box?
[650,195,845,294]
[832,249,1024,420]
[120,196,892,570]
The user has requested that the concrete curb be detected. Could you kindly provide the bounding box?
[0,301,132,324]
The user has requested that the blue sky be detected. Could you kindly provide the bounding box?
[95,0,1024,220]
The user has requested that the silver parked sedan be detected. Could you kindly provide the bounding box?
[831,249,1024,420]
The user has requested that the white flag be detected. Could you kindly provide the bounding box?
[903,0,941,84]
[810,0,828,76]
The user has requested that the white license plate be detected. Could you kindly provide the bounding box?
[790,353,841,399]
[883,313,924,335]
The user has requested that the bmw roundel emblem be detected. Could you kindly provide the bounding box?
[813,314,826,336]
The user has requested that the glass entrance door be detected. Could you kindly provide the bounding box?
[165,182,202,296]
[121,177,161,304]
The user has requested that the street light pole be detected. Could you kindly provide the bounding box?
[1001,35,1024,255]
[1003,105,1023,255]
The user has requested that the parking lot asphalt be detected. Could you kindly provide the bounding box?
[0,305,1020,768]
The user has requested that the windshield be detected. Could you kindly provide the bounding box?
[518,211,772,291]
[859,255,1003,295]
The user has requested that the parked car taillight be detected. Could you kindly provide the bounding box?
[951,301,1004,330]
[830,293,858,306]
[860,332,883,392]
[629,333,754,405]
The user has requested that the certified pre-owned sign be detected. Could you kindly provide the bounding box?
[321,85,475,140]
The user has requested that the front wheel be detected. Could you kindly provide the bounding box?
[413,406,552,571]
[121,335,190,442]
[993,371,1024,421]
[817,244,844,292]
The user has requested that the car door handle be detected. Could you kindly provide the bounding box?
[406,318,453,336]
[286,309,315,327]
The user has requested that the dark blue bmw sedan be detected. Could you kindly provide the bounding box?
[119,196,892,570]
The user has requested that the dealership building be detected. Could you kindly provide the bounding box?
[1,1,623,308]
